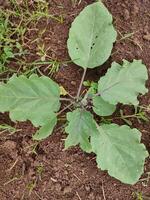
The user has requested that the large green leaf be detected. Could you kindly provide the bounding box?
[93,96,116,116]
[67,2,117,68]
[98,60,148,105]
[65,108,98,153]
[33,113,57,140]
[91,124,148,184]
[0,74,60,126]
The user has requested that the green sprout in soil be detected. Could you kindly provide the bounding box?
[0,124,20,135]
[132,191,150,200]
[133,192,143,200]
[9,0,63,25]
[71,0,82,7]
[0,12,24,74]
[36,164,44,181]
[0,0,64,79]
[27,180,37,196]
[0,2,149,185]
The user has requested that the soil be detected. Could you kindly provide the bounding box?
[0,0,150,200]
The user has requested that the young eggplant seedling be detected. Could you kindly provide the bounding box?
[0,2,149,184]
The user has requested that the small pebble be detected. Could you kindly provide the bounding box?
[85,185,91,192]
[124,9,130,20]
[143,34,150,41]
[55,183,62,192]
[63,186,72,194]
[71,81,76,86]
[133,4,139,16]
[88,192,95,200]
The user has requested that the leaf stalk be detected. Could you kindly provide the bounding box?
[76,68,87,101]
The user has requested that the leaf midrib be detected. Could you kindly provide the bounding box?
[86,10,96,66]
[0,95,57,100]
[98,126,134,177]
[100,70,138,96]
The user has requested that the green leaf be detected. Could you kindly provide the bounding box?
[4,46,14,59]
[98,60,148,105]
[59,85,68,96]
[93,96,116,116]
[65,108,97,153]
[67,2,117,69]
[33,113,57,140]
[91,124,148,184]
[0,74,60,126]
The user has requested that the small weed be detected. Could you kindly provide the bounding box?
[117,30,142,50]
[27,180,37,196]
[9,0,64,25]
[0,0,64,77]
[118,30,136,42]
[36,43,51,62]
[25,142,39,155]
[0,13,14,73]
[26,164,44,195]
[139,104,150,113]
[71,0,82,7]
[119,107,149,126]
[0,10,27,77]
[132,192,145,200]
[0,124,20,135]
[4,174,21,186]
[140,172,150,186]
[104,107,149,126]
[47,60,61,76]
[36,164,44,180]
[15,59,70,77]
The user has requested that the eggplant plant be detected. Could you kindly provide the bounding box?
[0,2,149,184]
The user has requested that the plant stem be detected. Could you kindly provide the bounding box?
[57,102,74,116]
[60,97,72,102]
[76,68,87,100]
[108,113,141,121]
[67,92,76,99]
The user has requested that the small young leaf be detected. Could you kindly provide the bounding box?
[93,96,116,116]
[33,113,57,140]
[67,2,117,68]
[98,60,148,105]
[83,80,91,87]
[82,83,98,106]
[65,108,98,153]
[59,85,68,96]
[0,74,60,126]
[4,46,14,59]
[91,124,148,184]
